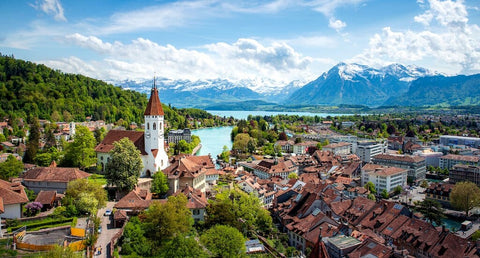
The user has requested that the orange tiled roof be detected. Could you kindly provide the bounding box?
[144,87,164,116]
[95,130,146,154]
[0,179,29,205]
[21,166,90,183]
[34,190,56,205]
[114,188,152,210]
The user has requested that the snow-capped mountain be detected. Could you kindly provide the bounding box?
[286,62,436,107]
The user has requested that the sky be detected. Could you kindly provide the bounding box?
[1,0,480,88]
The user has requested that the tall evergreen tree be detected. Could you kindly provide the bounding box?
[23,117,40,163]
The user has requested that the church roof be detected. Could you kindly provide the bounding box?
[144,87,164,116]
[95,130,147,155]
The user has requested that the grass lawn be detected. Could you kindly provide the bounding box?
[88,174,107,186]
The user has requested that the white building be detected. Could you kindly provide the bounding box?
[361,164,407,193]
[96,84,169,177]
[323,142,352,155]
[356,140,387,163]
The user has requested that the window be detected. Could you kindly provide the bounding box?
[147,123,149,130]
[153,123,156,130]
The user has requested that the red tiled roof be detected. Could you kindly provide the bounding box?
[114,209,128,220]
[0,179,29,205]
[349,238,393,258]
[21,167,90,183]
[174,185,208,209]
[0,197,4,214]
[34,190,56,205]
[144,87,164,116]
[373,154,425,163]
[95,130,146,154]
[114,188,152,210]
[164,155,214,179]
[441,154,480,162]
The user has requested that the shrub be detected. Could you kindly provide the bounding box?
[25,202,43,217]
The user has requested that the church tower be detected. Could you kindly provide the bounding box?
[143,78,169,176]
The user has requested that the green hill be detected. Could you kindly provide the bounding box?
[0,54,148,124]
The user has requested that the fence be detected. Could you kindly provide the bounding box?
[70,227,86,237]
[68,240,86,251]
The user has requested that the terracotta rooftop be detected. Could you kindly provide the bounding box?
[323,142,351,149]
[95,130,146,155]
[0,197,3,213]
[164,154,214,179]
[0,179,29,205]
[373,154,425,163]
[349,238,393,258]
[174,185,208,209]
[34,190,56,205]
[21,166,90,183]
[114,209,128,220]
[144,87,164,116]
[114,188,152,210]
[441,154,480,162]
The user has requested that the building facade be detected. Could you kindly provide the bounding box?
[323,142,352,155]
[372,154,426,183]
[440,135,480,148]
[167,129,191,144]
[361,164,408,193]
[449,164,480,187]
[356,141,387,163]
[439,154,480,170]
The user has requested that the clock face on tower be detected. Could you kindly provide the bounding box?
[145,131,151,138]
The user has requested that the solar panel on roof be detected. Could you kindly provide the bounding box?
[393,203,403,210]
[312,208,321,216]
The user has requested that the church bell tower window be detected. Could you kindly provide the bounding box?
[153,122,156,130]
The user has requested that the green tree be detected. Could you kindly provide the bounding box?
[415,199,446,225]
[364,181,377,194]
[381,189,389,199]
[200,225,245,257]
[62,125,96,170]
[220,145,230,162]
[151,171,169,196]
[420,180,429,188]
[64,178,107,215]
[206,189,273,234]
[0,155,23,180]
[288,172,299,179]
[120,216,151,256]
[105,137,143,191]
[143,194,193,243]
[159,235,209,258]
[233,133,251,153]
[76,192,99,215]
[394,185,403,195]
[450,181,480,216]
[23,117,40,163]
[367,193,376,201]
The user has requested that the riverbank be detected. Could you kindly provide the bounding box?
[192,143,202,155]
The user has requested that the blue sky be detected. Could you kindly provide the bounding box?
[1,0,479,88]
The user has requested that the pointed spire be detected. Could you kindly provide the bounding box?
[144,76,164,116]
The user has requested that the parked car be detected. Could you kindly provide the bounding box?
[98,226,102,234]
[104,209,112,216]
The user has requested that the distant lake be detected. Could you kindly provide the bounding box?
[206,110,354,120]
[192,126,233,161]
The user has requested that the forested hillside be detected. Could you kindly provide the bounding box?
[0,54,147,124]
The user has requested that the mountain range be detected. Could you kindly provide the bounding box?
[116,63,480,109]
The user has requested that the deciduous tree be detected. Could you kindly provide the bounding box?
[105,137,143,191]
[451,181,480,216]
[364,181,377,194]
[64,178,107,215]
[159,235,208,258]
[143,194,192,243]
[200,225,245,257]
[0,155,23,180]
[61,125,96,170]
[151,171,169,196]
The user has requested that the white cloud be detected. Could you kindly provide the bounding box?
[50,34,315,85]
[352,0,480,74]
[306,0,367,17]
[328,18,347,32]
[31,0,66,22]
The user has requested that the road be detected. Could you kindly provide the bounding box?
[94,201,120,258]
